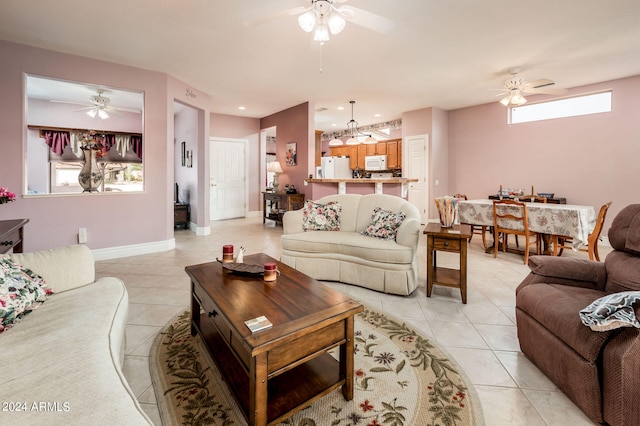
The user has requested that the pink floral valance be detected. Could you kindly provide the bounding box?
[42,130,70,156]
[39,129,142,160]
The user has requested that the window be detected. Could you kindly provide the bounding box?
[510,91,612,124]
[25,75,144,196]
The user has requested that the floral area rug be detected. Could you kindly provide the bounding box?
[150,308,484,426]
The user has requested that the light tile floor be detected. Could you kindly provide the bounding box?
[97,217,606,425]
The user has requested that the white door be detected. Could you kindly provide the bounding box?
[210,138,246,220]
[404,135,429,224]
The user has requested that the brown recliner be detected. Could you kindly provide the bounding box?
[516,204,640,426]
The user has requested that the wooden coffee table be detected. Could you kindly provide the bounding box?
[186,253,363,426]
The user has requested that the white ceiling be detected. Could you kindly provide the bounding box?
[3,0,640,133]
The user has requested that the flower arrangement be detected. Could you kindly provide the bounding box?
[78,130,106,158]
[0,187,16,205]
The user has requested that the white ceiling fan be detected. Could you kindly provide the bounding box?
[245,0,395,41]
[496,70,568,106]
[50,89,141,119]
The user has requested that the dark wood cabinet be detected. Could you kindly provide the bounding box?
[263,192,305,225]
[174,203,190,228]
[0,219,28,254]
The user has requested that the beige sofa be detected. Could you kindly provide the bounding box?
[0,245,151,425]
[281,193,421,295]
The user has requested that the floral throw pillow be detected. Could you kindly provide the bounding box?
[302,200,342,231]
[361,207,406,241]
[0,258,53,333]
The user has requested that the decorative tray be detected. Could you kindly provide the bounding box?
[216,258,264,276]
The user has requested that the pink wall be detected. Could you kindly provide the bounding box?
[261,103,313,192]
[448,75,640,231]
[402,107,451,218]
[174,105,199,221]
[166,76,210,233]
[210,113,261,211]
[0,40,210,251]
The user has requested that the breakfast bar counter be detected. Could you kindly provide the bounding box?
[304,178,418,199]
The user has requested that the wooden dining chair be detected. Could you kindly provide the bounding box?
[455,193,488,249]
[493,199,541,264]
[508,196,547,248]
[552,201,612,261]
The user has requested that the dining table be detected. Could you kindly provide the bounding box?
[457,199,597,254]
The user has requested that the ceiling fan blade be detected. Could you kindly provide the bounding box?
[106,107,124,116]
[50,100,91,106]
[242,6,307,27]
[111,106,142,114]
[521,78,567,95]
[522,87,568,95]
[525,79,556,89]
[337,5,395,34]
[72,106,96,112]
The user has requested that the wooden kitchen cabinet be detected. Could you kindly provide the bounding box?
[387,139,399,168]
[357,144,366,169]
[329,139,403,170]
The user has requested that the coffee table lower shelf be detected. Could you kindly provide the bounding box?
[194,312,344,425]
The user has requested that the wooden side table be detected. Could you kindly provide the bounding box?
[262,192,305,225]
[174,203,190,229]
[0,219,29,254]
[424,223,472,304]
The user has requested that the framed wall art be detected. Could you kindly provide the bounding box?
[286,142,297,166]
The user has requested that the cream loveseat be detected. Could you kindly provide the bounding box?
[281,193,421,295]
[0,245,151,425]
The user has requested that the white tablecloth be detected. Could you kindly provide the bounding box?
[458,199,596,247]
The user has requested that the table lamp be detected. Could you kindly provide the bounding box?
[267,161,284,192]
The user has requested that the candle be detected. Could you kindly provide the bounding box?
[264,262,278,282]
[222,245,234,263]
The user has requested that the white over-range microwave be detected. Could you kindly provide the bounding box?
[364,155,387,171]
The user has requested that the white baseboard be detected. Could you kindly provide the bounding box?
[191,222,211,236]
[92,238,176,261]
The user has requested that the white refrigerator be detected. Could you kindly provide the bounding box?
[321,157,352,179]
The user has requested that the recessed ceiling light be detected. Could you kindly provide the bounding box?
[331,123,337,127]
[337,106,344,110]
[238,106,246,110]
[374,113,381,117]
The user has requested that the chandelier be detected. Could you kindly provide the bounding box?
[330,100,377,146]
[298,0,346,42]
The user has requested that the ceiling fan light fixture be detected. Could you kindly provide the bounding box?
[298,10,316,32]
[327,13,345,34]
[511,92,527,106]
[86,109,98,118]
[313,22,330,41]
[98,109,110,119]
